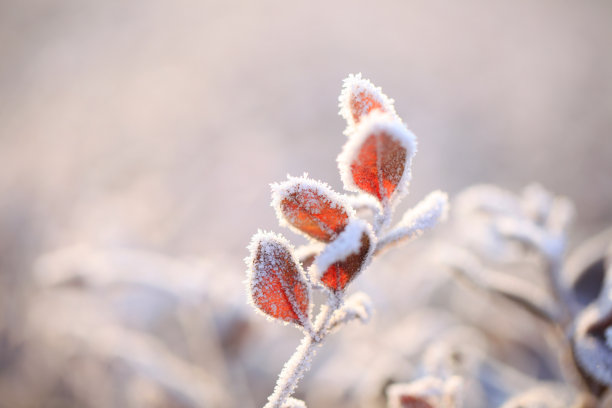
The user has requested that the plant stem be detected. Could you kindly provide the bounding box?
[263,296,339,408]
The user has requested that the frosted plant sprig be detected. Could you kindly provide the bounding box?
[245,74,448,408]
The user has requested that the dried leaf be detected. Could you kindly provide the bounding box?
[272,175,354,242]
[246,231,311,327]
[338,111,416,203]
[314,220,375,292]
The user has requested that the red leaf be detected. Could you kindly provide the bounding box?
[339,74,397,133]
[349,90,385,125]
[338,112,416,203]
[315,220,374,292]
[247,232,310,326]
[272,176,352,242]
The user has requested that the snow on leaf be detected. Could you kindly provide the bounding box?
[376,190,448,252]
[272,175,354,243]
[338,73,398,135]
[314,219,375,292]
[246,231,311,327]
[338,111,416,203]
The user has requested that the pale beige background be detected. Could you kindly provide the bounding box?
[1,1,611,406]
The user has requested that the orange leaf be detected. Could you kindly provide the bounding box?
[338,112,416,203]
[315,220,374,292]
[339,74,397,134]
[272,175,353,242]
[247,232,310,326]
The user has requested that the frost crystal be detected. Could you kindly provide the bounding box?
[246,231,311,328]
[338,111,417,203]
[272,174,355,242]
[338,73,398,135]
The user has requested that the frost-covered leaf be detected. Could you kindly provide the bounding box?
[272,175,354,242]
[499,383,593,408]
[338,111,416,203]
[376,191,448,252]
[387,376,463,408]
[314,219,375,292]
[338,73,398,135]
[246,231,311,327]
[440,246,559,322]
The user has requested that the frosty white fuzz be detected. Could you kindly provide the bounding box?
[376,190,449,252]
[271,173,355,240]
[337,111,417,203]
[312,219,375,280]
[329,291,373,330]
[245,230,313,330]
[281,397,306,408]
[346,193,383,214]
[265,336,322,408]
[338,73,398,135]
[386,376,463,408]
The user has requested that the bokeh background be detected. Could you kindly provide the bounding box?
[1,1,611,407]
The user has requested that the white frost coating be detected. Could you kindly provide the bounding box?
[346,193,382,214]
[386,376,463,408]
[271,173,356,240]
[281,397,307,408]
[244,230,313,331]
[328,291,373,330]
[376,190,448,252]
[337,111,417,202]
[312,219,375,279]
[338,73,398,135]
[264,335,321,408]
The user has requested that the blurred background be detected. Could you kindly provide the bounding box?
[1,0,611,407]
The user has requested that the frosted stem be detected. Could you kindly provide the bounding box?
[263,297,339,408]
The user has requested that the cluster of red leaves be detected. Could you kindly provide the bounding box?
[246,74,414,327]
